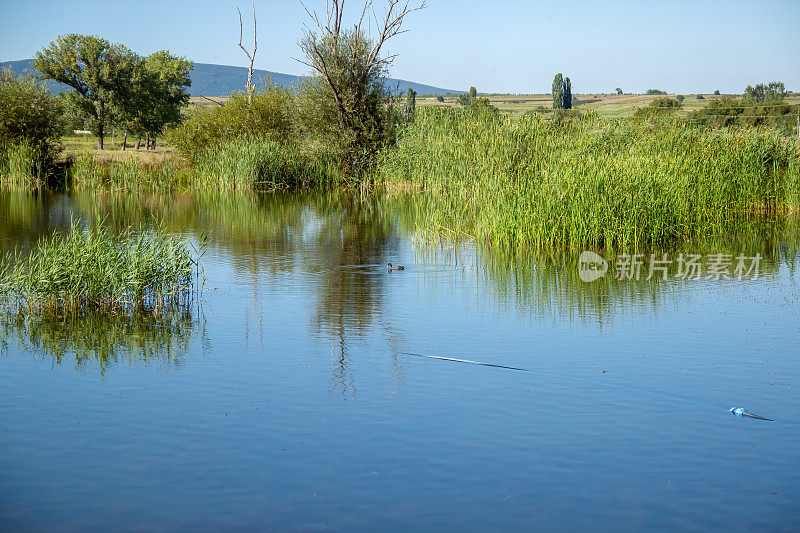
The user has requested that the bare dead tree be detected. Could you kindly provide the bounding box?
[237,4,258,105]
[298,0,425,108]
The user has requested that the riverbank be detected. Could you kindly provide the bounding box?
[3,110,798,251]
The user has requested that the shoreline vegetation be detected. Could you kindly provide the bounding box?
[2,103,799,252]
[1,2,799,309]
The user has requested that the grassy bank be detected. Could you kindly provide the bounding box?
[379,107,800,251]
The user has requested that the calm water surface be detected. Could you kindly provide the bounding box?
[1,191,799,531]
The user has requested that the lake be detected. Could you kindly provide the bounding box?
[1,190,798,531]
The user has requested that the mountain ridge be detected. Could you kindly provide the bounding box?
[1,59,460,96]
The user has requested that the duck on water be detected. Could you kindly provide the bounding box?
[387,263,404,271]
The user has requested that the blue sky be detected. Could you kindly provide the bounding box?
[1,0,798,94]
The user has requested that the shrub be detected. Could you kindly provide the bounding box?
[165,83,296,163]
[675,95,685,103]
[436,95,444,103]
[633,96,681,118]
[696,94,704,100]
[645,89,668,95]
[714,90,721,95]
[0,68,65,183]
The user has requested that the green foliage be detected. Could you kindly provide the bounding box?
[552,73,563,109]
[692,96,795,131]
[0,68,65,184]
[552,74,572,109]
[456,87,479,106]
[118,51,193,143]
[743,82,785,103]
[714,90,721,95]
[436,95,444,103]
[633,96,682,118]
[0,220,197,315]
[645,89,668,95]
[675,95,685,103]
[696,94,704,100]
[298,28,399,177]
[193,136,342,190]
[616,88,623,95]
[405,87,417,121]
[69,155,188,192]
[379,107,800,251]
[166,84,297,163]
[34,34,138,149]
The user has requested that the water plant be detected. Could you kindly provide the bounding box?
[0,220,198,315]
[379,107,800,252]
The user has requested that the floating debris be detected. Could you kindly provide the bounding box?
[729,408,772,421]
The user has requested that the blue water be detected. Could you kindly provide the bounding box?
[1,192,799,531]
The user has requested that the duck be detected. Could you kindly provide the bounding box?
[387,263,404,271]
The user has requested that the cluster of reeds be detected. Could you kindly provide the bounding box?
[379,107,800,251]
[69,154,189,192]
[192,136,343,190]
[0,220,198,316]
[0,142,51,189]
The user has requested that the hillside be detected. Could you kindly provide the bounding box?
[0,59,459,96]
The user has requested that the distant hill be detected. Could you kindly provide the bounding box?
[1,59,459,96]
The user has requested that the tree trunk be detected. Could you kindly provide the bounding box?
[135,138,141,150]
[97,100,105,150]
[121,130,128,151]
[150,136,157,150]
[146,132,151,151]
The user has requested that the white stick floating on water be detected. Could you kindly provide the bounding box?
[400,352,774,422]
[729,408,772,421]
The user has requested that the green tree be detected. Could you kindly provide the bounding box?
[297,0,424,177]
[743,81,785,103]
[34,34,138,149]
[469,86,477,99]
[122,51,192,149]
[552,73,564,109]
[0,68,65,176]
[552,74,572,109]
[563,77,572,109]
[405,87,417,121]
[615,88,623,95]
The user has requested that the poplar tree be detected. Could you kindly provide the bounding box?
[552,73,563,109]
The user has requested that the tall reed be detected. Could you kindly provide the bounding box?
[0,220,198,315]
[192,136,342,190]
[379,107,800,251]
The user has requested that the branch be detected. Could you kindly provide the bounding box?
[366,0,426,68]
[200,95,225,106]
[237,7,253,62]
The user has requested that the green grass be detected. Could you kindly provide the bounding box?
[0,220,198,315]
[193,136,343,190]
[379,107,800,252]
[0,142,51,189]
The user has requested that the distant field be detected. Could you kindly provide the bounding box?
[418,93,800,119]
